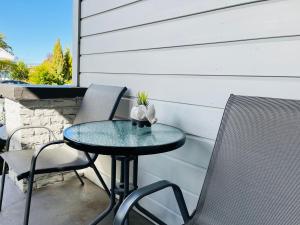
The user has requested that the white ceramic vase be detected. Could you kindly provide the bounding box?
[130,104,157,125]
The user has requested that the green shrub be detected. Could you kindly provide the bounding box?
[10,61,29,81]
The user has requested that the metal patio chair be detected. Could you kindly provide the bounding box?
[0,84,127,225]
[114,95,300,225]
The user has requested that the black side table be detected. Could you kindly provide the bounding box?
[64,120,186,225]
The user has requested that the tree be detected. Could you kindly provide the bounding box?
[10,61,29,81]
[28,39,72,85]
[0,35,72,84]
[51,39,64,82]
[63,48,72,82]
[28,60,55,84]
[0,33,13,54]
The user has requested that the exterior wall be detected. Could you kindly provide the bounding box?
[75,0,300,224]
[5,98,82,192]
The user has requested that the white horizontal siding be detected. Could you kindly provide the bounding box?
[139,154,207,196]
[81,0,300,54]
[81,0,139,18]
[76,0,300,223]
[80,0,265,36]
[115,97,223,140]
[80,37,300,77]
[81,73,300,108]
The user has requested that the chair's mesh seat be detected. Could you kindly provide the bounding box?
[187,95,300,225]
[1,145,88,180]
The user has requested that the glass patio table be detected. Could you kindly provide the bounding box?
[64,120,186,225]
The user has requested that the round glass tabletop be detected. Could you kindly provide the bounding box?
[64,120,186,155]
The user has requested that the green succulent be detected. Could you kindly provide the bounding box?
[137,91,149,106]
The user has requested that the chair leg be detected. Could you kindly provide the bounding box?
[84,153,110,196]
[90,163,111,197]
[0,161,7,212]
[74,170,84,186]
[23,171,35,225]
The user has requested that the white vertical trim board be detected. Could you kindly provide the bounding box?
[72,0,81,86]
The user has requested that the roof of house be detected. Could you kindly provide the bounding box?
[0,48,14,61]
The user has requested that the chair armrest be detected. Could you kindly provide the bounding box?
[32,140,64,158]
[27,140,65,183]
[6,126,57,152]
[114,180,190,225]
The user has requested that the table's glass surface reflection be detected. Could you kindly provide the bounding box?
[64,120,185,148]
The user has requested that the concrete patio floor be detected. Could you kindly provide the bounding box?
[0,176,153,225]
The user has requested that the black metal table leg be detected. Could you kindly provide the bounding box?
[123,158,130,197]
[88,156,117,225]
[88,155,157,225]
[123,158,130,225]
[114,160,125,214]
[133,157,138,190]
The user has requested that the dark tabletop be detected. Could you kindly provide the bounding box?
[63,120,186,155]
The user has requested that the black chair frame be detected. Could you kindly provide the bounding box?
[114,180,191,225]
[0,126,109,225]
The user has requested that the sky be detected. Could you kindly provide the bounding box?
[0,0,72,65]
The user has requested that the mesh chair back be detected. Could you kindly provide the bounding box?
[72,84,126,161]
[74,84,126,124]
[189,95,300,225]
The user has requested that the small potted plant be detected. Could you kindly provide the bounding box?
[130,91,157,127]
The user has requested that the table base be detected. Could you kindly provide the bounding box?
[88,155,166,225]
